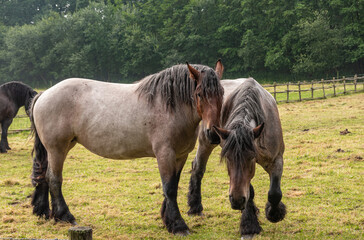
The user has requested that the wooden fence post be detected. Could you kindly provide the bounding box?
[298,81,302,101]
[354,74,357,92]
[333,77,336,96]
[273,82,277,102]
[286,82,290,102]
[343,76,346,94]
[69,226,92,240]
[321,79,326,98]
[311,81,314,99]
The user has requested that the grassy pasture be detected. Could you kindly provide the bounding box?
[0,93,363,239]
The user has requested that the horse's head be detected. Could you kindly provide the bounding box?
[187,60,224,144]
[213,123,264,210]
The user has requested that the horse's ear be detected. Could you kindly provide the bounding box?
[215,59,224,79]
[186,62,200,82]
[253,123,264,139]
[213,125,230,140]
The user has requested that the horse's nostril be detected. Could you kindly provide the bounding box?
[229,195,247,210]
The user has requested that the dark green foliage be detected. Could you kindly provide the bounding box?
[0,0,362,86]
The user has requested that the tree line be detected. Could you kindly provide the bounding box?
[0,0,363,86]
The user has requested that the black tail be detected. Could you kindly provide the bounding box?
[30,93,50,219]
[30,93,48,186]
[31,129,48,186]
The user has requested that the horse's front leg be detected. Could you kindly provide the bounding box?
[240,184,262,237]
[156,149,189,235]
[47,151,76,224]
[188,132,216,215]
[265,155,286,223]
[0,118,13,153]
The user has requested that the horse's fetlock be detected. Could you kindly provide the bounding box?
[265,201,286,223]
[268,188,282,206]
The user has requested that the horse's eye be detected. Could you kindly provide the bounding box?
[197,93,202,99]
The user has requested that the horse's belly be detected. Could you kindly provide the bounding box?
[81,141,154,160]
[75,117,155,160]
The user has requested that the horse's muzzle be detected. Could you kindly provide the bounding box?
[229,195,246,210]
[206,129,220,144]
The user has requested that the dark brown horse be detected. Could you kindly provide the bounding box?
[30,62,224,235]
[0,81,37,153]
[188,78,286,238]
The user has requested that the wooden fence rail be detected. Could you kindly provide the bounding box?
[264,75,364,103]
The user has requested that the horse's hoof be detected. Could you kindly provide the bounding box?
[54,211,76,224]
[241,234,255,240]
[71,221,78,226]
[187,204,204,216]
[187,210,204,217]
[175,230,190,236]
[265,201,286,223]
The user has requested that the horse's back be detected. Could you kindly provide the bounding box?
[221,78,249,99]
[33,78,155,159]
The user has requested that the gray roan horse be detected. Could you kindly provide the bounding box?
[0,81,37,153]
[30,61,224,235]
[188,78,286,237]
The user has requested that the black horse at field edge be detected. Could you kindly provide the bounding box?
[0,81,37,153]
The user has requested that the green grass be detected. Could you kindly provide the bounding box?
[0,93,363,239]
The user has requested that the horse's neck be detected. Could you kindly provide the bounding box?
[180,105,201,128]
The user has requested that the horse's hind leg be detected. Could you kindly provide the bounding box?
[32,182,50,219]
[265,155,286,222]
[47,147,76,224]
[188,133,216,215]
[240,184,262,237]
[0,118,13,152]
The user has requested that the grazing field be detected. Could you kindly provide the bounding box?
[0,93,363,240]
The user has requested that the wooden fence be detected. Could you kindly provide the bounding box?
[4,114,31,134]
[2,75,364,134]
[264,74,364,103]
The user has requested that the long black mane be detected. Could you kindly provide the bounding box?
[0,81,37,112]
[136,64,223,111]
[220,80,265,169]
